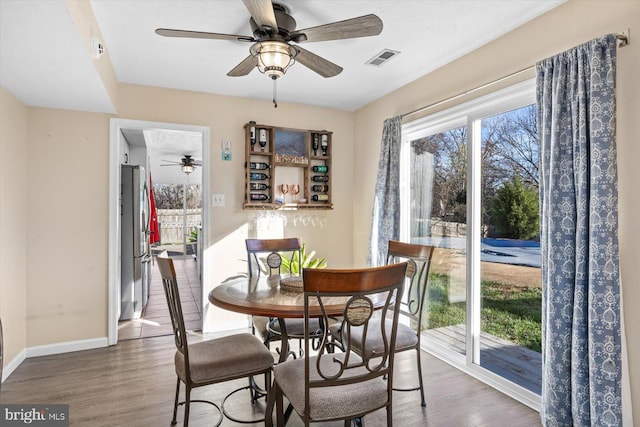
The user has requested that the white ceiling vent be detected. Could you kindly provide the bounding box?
[365,49,401,66]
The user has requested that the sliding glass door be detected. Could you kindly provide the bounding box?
[403,123,468,358]
[401,80,541,408]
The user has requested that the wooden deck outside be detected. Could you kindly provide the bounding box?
[425,324,542,394]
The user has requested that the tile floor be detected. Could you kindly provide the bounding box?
[118,255,202,340]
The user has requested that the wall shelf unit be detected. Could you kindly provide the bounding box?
[244,122,333,210]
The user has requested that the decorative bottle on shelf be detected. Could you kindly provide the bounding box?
[321,134,328,156]
[250,193,270,201]
[312,194,329,202]
[250,172,270,181]
[258,128,268,151]
[312,165,328,173]
[250,182,270,191]
[250,162,270,170]
[249,121,256,151]
[311,185,329,192]
[311,175,329,182]
[312,133,319,156]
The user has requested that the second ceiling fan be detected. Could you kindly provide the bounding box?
[161,155,202,175]
[155,0,383,80]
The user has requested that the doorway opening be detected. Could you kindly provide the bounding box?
[108,119,210,345]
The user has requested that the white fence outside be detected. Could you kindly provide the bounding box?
[157,208,202,243]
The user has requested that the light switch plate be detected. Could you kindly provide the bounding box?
[211,193,225,207]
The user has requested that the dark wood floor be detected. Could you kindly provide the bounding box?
[0,331,541,426]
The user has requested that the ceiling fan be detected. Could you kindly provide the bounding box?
[155,0,383,86]
[161,155,202,175]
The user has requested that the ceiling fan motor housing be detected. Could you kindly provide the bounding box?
[250,3,297,40]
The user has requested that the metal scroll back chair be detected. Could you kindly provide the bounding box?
[330,240,434,407]
[384,240,435,406]
[246,238,301,279]
[269,263,408,426]
[157,252,274,426]
[246,238,321,357]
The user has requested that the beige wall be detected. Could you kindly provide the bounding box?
[353,0,639,419]
[26,108,111,346]
[0,87,28,368]
[115,84,355,328]
[18,83,355,342]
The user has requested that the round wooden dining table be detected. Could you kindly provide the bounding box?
[209,274,352,364]
[209,274,351,320]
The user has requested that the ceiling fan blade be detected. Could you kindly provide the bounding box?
[156,28,254,42]
[293,46,342,78]
[228,55,258,77]
[292,14,383,43]
[242,0,277,32]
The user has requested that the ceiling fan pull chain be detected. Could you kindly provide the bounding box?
[272,77,278,108]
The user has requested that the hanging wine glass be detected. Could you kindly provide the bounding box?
[290,184,300,202]
[280,184,289,204]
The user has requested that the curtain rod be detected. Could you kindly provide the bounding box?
[401,65,534,119]
[402,32,630,120]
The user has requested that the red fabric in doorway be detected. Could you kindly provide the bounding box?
[149,174,160,245]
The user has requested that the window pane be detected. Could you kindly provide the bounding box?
[410,126,467,356]
[479,104,541,393]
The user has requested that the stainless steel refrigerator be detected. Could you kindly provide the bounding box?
[120,164,151,320]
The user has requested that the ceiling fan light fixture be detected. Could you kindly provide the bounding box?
[181,164,194,175]
[251,41,296,79]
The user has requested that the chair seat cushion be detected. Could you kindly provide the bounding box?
[274,353,389,421]
[253,316,324,340]
[175,333,273,385]
[345,318,418,356]
[268,317,322,337]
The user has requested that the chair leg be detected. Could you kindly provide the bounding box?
[265,370,272,395]
[183,385,191,427]
[172,378,180,425]
[386,402,392,426]
[415,346,426,407]
[265,379,275,427]
[275,383,285,427]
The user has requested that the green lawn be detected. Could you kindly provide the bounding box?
[426,273,542,352]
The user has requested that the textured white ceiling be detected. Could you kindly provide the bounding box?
[0,1,115,113]
[90,0,564,111]
[121,128,203,185]
[0,0,565,114]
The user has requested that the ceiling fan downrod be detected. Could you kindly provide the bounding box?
[272,76,278,108]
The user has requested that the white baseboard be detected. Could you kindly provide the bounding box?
[2,337,109,384]
[2,349,27,383]
[26,337,109,358]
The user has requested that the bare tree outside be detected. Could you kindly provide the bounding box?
[410,104,539,238]
[153,183,202,209]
